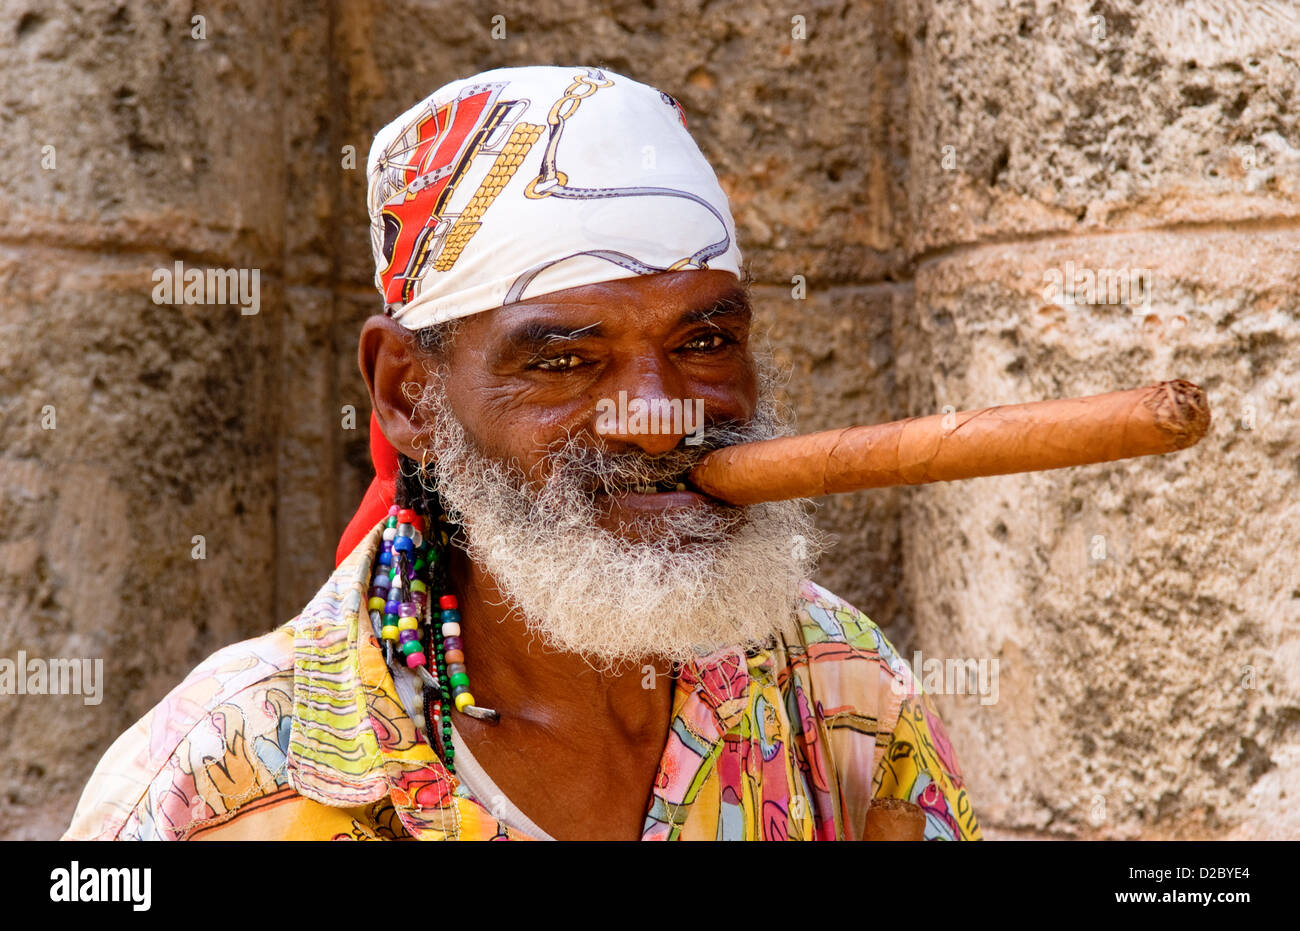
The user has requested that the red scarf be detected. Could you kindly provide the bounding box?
[335,411,400,565]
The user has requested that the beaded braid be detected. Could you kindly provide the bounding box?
[364,456,497,776]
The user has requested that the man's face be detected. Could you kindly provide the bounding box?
[393,269,819,669]
[434,269,758,540]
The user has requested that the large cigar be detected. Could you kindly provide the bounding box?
[690,380,1210,505]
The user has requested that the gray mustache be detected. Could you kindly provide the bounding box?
[540,420,764,495]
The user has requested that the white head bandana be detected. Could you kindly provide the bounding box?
[365,65,743,329]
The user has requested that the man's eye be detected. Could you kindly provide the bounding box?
[682,333,729,352]
[533,353,584,372]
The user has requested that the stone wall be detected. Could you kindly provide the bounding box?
[0,0,1294,839]
[898,0,1300,839]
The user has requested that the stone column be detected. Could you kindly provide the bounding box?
[0,1,284,838]
[899,0,1300,838]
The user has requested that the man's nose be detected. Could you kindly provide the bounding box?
[594,361,694,456]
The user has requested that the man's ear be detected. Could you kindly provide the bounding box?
[359,315,430,459]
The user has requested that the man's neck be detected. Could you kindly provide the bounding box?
[441,545,676,840]
[445,544,674,738]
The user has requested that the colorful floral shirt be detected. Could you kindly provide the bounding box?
[63,522,981,841]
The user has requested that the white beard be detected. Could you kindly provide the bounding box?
[413,363,822,672]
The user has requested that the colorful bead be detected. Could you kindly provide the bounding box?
[365,504,489,772]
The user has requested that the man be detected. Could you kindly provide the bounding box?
[64,65,980,841]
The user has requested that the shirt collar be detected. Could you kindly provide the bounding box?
[285,520,478,838]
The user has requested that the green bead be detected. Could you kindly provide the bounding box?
[399,640,422,656]
[449,671,469,688]
[385,517,397,528]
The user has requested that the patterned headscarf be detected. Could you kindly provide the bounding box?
[337,65,743,563]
